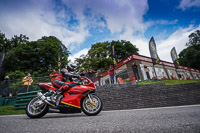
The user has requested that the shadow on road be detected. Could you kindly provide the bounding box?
[25,113,103,119]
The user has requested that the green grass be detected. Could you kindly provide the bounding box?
[137,80,200,85]
[0,106,25,115]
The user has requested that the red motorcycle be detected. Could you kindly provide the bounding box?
[26,77,103,118]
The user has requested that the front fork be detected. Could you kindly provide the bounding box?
[87,94,96,106]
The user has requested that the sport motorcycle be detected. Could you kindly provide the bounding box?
[26,76,103,118]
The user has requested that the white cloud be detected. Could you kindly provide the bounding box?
[61,0,149,35]
[60,0,151,60]
[178,0,200,10]
[1,0,199,63]
[157,25,200,62]
[119,25,200,63]
[155,19,178,25]
[0,0,150,59]
[119,33,149,57]
[0,0,90,51]
[68,48,90,62]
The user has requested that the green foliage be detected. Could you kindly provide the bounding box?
[75,40,139,71]
[7,70,25,80]
[138,80,200,86]
[0,106,25,115]
[9,77,50,95]
[0,33,70,79]
[0,31,139,82]
[109,40,139,62]
[179,30,200,69]
[186,30,200,46]
[0,31,11,50]
[10,34,29,48]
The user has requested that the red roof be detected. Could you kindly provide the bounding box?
[93,54,200,82]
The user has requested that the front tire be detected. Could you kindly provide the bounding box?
[81,94,103,116]
[26,97,48,118]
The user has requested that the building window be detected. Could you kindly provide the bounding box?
[167,69,177,79]
[177,71,185,79]
[192,73,198,79]
[140,64,155,80]
[115,69,129,81]
[155,67,167,79]
[185,71,192,79]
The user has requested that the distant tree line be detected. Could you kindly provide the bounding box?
[0,32,69,80]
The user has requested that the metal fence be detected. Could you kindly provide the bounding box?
[0,76,51,97]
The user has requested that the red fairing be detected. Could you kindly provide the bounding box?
[37,77,96,108]
[37,82,57,91]
[61,84,95,108]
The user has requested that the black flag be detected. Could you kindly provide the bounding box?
[149,37,160,65]
[170,47,179,69]
[111,41,117,68]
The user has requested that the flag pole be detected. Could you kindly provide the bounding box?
[175,68,180,80]
[111,41,117,84]
[153,64,158,80]
[171,47,180,80]
[152,58,158,80]
[162,62,170,79]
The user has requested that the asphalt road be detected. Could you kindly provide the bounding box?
[0,105,200,133]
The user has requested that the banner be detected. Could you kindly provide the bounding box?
[170,47,179,69]
[111,41,117,67]
[58,45,62,71]
[149,37,160,65]
[0,48,5,75]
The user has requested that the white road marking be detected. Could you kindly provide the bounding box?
[103,104,200,113]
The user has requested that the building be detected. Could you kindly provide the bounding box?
[93,54,200,86]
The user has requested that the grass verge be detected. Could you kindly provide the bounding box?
[138,80,200,85]
[0,106,25,115]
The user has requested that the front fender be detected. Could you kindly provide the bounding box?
[80,90,96,106]
[82,89,96,96]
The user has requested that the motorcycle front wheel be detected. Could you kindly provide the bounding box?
[81,93,103,116]
[26,97,48,118]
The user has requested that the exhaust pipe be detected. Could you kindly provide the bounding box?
[37,92,55,107]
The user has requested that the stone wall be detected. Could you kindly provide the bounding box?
[96,83,200,110]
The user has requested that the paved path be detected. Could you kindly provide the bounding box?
[0,105,200,133]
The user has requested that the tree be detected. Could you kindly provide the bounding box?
[108,40,139,62]
[3,35,70,78]
[186,30,200,46]
[0,31,11,51]
[10,34,29,48]
[75,40,139,71]
[179,30,200,69]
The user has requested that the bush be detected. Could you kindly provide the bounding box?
[7,70,25,80]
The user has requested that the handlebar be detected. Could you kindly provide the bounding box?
[70,76,95,88]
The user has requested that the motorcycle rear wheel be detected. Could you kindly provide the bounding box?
[26,97,49,118]
[81,93,103,116]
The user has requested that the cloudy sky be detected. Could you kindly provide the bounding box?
[0,0,200,63]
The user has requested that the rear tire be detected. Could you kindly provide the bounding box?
[81,93,103,116]
[26,97,49,118]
